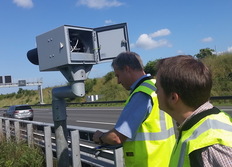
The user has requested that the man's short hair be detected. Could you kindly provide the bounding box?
[112,51,144,71]
[157,55,212,108]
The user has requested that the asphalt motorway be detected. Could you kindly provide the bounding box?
[1,105,231,141]
[32,106,123,130]
[31,105,232,131]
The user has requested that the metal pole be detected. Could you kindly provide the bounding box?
[38,85,44,104]
[52,96,69,167]
[51,83,85,167]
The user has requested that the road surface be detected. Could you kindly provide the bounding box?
[32,106,232,130]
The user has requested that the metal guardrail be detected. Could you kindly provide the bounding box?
[209,96,232,100]
[0,117,124,167]
[3,100,126,108]
[3,95,232,108]
[1,97,231,166]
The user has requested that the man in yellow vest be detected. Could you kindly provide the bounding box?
[93,51,176,167]
[155,55,232,167]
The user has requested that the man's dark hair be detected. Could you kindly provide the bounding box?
[111,51,144,71]
[157,55,212,108]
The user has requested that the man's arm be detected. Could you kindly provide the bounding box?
[93,92,151,145]
[93,129,127,145]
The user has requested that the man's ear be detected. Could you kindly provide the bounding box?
[170,92,179,104]
[124,65,131,73]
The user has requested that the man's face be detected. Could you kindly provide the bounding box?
[155,74,172,113]
[114,67,131,90]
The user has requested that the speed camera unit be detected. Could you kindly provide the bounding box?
[35,23,130,71]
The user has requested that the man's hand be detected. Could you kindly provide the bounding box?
[93,130,104,144]
[93,129,127,145]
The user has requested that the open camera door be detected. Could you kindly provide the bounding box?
[94,23,130,63]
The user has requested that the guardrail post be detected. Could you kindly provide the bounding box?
[14,121,20,143]
[114,147,124,167]
[44,126,53,167]
[27,123,33,147]
[0,119,3,140]
[5,120,10,142]
[71,130,82,167]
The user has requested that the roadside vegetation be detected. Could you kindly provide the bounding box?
[0,138,45,167]
[0,49,231,107]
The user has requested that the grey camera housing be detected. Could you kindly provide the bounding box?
[27,23,130,97]
[36,23,130,71]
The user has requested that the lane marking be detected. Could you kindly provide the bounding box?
[221,109,231,112]
[76,120,115,125]
[68,108,122,111]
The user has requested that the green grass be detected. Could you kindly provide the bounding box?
[0,139,45,167]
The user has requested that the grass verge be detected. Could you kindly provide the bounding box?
[0,139,45,167]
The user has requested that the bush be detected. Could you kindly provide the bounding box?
[104,71,114,84]
[85,78,97,93]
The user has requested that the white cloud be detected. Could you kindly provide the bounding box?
[214,46,232,55]
[104,19,115,25]
[150,29,171,38]
[201,37,213,43]
[13,0,33,8]
[227,46,232,52]
[177,50,185,55]
[133,29,172,50]
[77,0,124,9]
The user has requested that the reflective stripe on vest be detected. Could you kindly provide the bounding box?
[125,79,157,104]
[140,82,157,91]
[133,128,175,141]
[127,110,175,142]
[172,111,232,167]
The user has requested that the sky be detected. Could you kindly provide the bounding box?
[0,0,232,94]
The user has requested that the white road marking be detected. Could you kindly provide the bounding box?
[221,109,231,112]
[68,108,122,111]
[76,120,115,125]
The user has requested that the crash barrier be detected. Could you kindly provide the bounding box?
[1,96,231,166]
[3,96,232,109]
[0,117,124,167]
[3,100,127,108]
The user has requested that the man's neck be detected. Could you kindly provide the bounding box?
[173,105,195,125]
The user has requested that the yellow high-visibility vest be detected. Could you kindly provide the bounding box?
[123,79,176,167]
[170,108,232,167]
